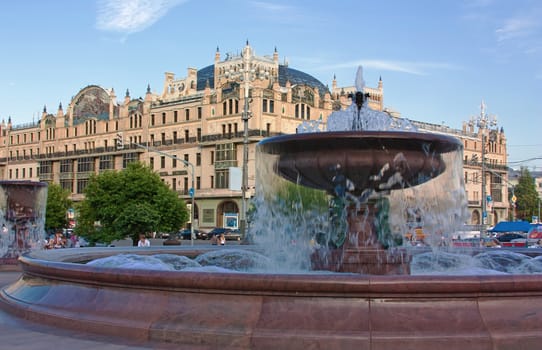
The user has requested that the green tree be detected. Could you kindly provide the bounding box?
[75,162,189,245]
[45,183,72,232]
[514,167,539,222]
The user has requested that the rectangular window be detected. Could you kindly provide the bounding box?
[151,114,155,126]
[215,143,236,169]
[196,176,201,190]
[174,110,178,123]
[99,155,113,171]
[197,128,201,142]
[184,130,189,142]
[210,175,214,189]
[197,107,202,119]
[122,153,138,168]
[60,159,73,173]
[161,156,166,168]
[77,157,94,173]
[263,99,268,113]
[150,157,155,169]
[215,169,229,189]
[60,179,73,192]
[196,153,201,166]
[269,100,274,113]
[185,109,190,121]
[173,131,177,142]
[172,158,177,168]
[162,112,166,124]
[39,160,53,175]
[77,179,89,194]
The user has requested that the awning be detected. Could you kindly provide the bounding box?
[489,221,532,233]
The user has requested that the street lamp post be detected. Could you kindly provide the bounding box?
[240,49,251,239]
[223,41,268,238]
[132,142,196,245]
[470,101,497,237]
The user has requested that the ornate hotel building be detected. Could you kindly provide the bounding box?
[0,43,508,231]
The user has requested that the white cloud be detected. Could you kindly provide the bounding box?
[496,15,540,42]
[249,1,292,12]
[319,60,461,76]
[96,0,186,34]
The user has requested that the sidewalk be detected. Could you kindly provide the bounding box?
[0,269,181,350]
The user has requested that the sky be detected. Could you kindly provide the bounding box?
[0,0,540,170]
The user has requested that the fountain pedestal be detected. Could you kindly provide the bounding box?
[0,181,48,265]
[311,201,411,274]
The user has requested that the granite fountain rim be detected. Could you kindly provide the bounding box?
[16,247,542,297]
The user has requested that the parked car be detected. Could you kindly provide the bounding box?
[496,233,526,243]
[206,227,241,241]
[163,236,181,245]
[157,232,170,239]
[225,228,242,241]
[482,237,501,248]
[452,237,501,248]
[177,229,207,240]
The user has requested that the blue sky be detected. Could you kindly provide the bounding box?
[0,0,540,170]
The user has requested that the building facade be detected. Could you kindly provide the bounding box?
[0,43,508,232]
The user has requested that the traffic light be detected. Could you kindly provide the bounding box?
[116,132,124,150]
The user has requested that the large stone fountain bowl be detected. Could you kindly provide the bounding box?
[2,247,542,349]
[258,131,462,195]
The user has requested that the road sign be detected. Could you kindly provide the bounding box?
[189,188,194,198]
[486,195,492,202]
[511,195,517,203]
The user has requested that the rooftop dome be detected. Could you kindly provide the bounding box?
[196,65,329,97]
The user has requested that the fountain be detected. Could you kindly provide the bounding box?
[255,66,466,275]
[2,69,542,349]
[0,181,47,265]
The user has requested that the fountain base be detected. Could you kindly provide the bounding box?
[312,247,411,275]
[3,248,542,349]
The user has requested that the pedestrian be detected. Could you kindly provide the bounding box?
[219,233,226,246]
[138,234,150,247]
